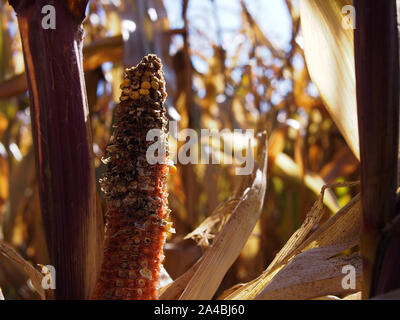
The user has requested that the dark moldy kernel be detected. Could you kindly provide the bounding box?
[92,54,172,300]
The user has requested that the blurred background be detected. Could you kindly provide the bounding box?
[0,0,360,299]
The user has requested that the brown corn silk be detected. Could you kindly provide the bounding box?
[92,55,170,300]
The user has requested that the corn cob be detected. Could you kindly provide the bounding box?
[92,54,171,300]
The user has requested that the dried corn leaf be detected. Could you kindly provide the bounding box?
[300,0,359,159]
[0,287,4,300]
[179,134,268,299]
[222,188,328,300]
[185,136,260,247]
[296,194,360,253]
[184,199,240,247]
[319,148,359,183]
[159,258,202,300]
[0,241,45,299]
[273,153,340,213]
[223,188,361,300]
[256,245,361,300]
[312,295,341,300]
[343,292,361,300]
[222,265,284,300]
[263,190,326,274]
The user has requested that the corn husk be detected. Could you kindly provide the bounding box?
[223,188,361,300]
[178,133,268,299]
[0,241,45,299]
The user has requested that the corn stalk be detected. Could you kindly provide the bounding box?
[354,0,400,298]
[9,0,101,299]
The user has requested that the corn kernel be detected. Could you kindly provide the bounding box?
[141,81,151,89]
[123,78,131,86]
[120,95,129,101]
[122,88,131,95]
[139,88,150,96]
[130,91,140,100]
[137,279,146,287]
[140,268,153,280]
[151,81,159,90]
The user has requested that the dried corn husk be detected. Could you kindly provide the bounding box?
[178,133,268,299]
[223,187,361,300]
[0,241,45,299]
[255,245,361,300]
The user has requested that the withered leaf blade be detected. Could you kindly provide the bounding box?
[300,0,359,159]
[223,188,361,300]
[256,244,361,300]
[0,241,45,300]
[179,133,268,300]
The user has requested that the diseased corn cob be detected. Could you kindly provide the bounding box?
[92,54,172,300]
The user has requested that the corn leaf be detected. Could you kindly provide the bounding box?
[0,241,45,299]
[300,0,359,159]
[256,245,361,300]
[223,190,360,299]
[179,133,268,299]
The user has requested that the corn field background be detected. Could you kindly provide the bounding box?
[0,0,399,301]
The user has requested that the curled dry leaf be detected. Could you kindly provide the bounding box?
[184,199,240,247]
[313,292,362,300]
[272,153,340,213]
[0,241,45,299]
[185,134,260,248]
[178,132,268,300]
[295,194,361,253]
[343,292,362,300]
[312,295,341,300]
[255,244,361,300]
[158,258,202,300]
[223,184,361,300]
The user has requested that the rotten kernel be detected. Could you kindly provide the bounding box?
[139,88,150,95]
[137,279,146,287]
[141,81,151,89]
[115,288,123,297]
[151,81,159,90]
[115,279,124,287]
[130,91,140,100]
[118,270,127,278]
[122,88,131,95]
